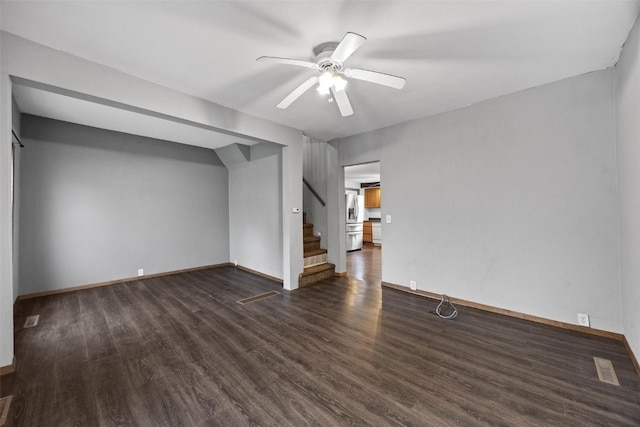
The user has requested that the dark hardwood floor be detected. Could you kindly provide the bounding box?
[346,245,381,284]
[4,257,640,426]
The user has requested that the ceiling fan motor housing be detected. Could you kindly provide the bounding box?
[313,41,342,71]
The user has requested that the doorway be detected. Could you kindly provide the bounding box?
[344,162,382,284]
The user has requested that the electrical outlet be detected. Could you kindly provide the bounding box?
[386,215,392,223]
[410,280,417,290]
[577,313,590,327]
[137,268,144,276]
[234,259,238,267]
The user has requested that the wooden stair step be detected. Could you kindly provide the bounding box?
[302,263,334,274]
[299,262,335,287]
[303,235,321,252]
[301,213,331,286]
[303,248,327,258]
[303,223,314,237]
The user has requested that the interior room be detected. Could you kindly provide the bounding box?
[344,162,382,283]
[2,1,640,425]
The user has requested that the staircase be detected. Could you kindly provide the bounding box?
[299,214,335,287]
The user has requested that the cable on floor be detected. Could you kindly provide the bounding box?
[436,294,458,320]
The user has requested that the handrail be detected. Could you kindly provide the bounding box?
[303,178,326,207]
[12,129,24,147]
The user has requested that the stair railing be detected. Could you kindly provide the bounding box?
[303,178,326,207]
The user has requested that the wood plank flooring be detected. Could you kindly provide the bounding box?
[346,245,381,284]
[5,260,640,426]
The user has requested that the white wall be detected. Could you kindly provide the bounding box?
[303,136,328,248]
[0,55,15,368]
[19,115,230,295]
[615,12,640,360]
[1,29,304,365]
[326,141,346,272]
[345,180,360,191]
[365,207,381,220]
[281,142,304,290]
[339,69,621,332]
[302,137,345,270]
[11,97,21,303]
[229,143,283,280]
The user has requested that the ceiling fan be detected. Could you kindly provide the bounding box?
[257,32,406,117]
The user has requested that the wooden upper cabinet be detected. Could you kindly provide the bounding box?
[364,188,381,208]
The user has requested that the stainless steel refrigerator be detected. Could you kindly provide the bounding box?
[346,194,364,251]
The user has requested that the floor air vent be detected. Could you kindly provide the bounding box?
[594,357,620,386]
[23,315,39,328]
[237,291,279,305]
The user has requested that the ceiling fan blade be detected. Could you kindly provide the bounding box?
[257,56,318,69]
[345,68,406,89]
[330,87,354,117]
[331,32,367,63]
[277,76,319,109]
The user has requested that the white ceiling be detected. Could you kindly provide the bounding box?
[12,84,260,150]
[2,1,639,143]
[345,162,380,184]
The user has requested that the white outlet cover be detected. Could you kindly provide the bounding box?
[386,215,392,223]
[577,313,590,327]
[410,280,417,290]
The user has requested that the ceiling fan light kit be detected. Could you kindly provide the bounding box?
[317,70,347,95]
[257,32,405,117]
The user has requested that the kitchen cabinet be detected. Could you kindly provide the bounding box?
[364,187,381,208]
[363,221,373,244]
[372,222,382,245]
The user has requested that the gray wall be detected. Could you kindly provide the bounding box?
[19,115,230,295]
[302,137,345,270]
[228,143,283,280]
[303,136,328,248]
[0,30,303,366]
[11,97,20,134]
[615,12,640,361]
[12,97,21,302]
[338,69,621,332]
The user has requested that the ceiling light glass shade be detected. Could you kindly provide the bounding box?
[316,84,331,95]
[318,70,334,89]
[333,75,347,92]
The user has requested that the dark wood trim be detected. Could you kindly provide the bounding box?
[381,281,625,342]
[303,178,326,207]
[0,357,15,376]
[623,336,640,377]
[12,128,24,147]
[236,265,283,284]
[17,263,232,300]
